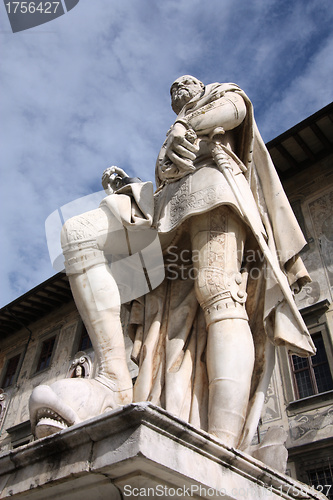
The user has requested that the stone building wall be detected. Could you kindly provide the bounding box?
[0,302,84,450]
[259,156,333,489]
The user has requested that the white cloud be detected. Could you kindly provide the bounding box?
[259,34,333,139]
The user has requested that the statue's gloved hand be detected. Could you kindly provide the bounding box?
[165,122,199,171]
[102,166,129,194]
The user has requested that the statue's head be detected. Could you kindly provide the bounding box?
[170,75,204,114]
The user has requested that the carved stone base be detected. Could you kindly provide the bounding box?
[0,403,327,500]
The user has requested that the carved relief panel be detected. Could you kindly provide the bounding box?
[295,187,333,308]
[289,405,333,447]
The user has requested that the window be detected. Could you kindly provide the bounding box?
[36,336,56,373]
[290,333,333,399]
[12,439,32,449]
[6,420,33,450]
[2,353,21,388]
[306,462,333,500]
[78,325,92,351]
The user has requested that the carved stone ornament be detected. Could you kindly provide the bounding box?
[66,352,92,379]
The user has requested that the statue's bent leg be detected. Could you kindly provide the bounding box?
[61,207,133,406]
[190,205,254,448]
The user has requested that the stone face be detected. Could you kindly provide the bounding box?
[0,404,328,500]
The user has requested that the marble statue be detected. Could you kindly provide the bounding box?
[128,76,316,453]
[30,76,315,460]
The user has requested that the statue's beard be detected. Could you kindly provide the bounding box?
[172,88,200,114]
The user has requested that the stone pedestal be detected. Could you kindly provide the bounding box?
[0,403,327,500]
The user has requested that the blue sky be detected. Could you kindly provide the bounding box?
[1,0,333,307]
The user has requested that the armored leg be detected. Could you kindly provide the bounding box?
[61,207,133,405]
[190,205,254,447]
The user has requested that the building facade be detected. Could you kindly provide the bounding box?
[0,103,332,497]
[258,102,333,497]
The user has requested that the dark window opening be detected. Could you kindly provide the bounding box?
[78,325,92,351]
[290,333,333,399]
[12,438,31,449]
[36,336,56,373]
[2,354,21,388]
[307,462,333,500]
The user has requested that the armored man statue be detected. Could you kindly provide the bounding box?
[30,76,315,460]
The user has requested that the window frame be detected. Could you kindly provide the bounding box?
[289,329,333,400]
[6,420,33,450]
[31,330,59,377]
[78,323,93,352]
[292,450,333,500]
[72,320,93,356]
[306,463,333,500]
[0,351,22,389]
[277,303,333,411]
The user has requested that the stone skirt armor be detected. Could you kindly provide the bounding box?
[154,159,266,241]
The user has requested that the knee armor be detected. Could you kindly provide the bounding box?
[195,267,248,326]
[61,214,108,275]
